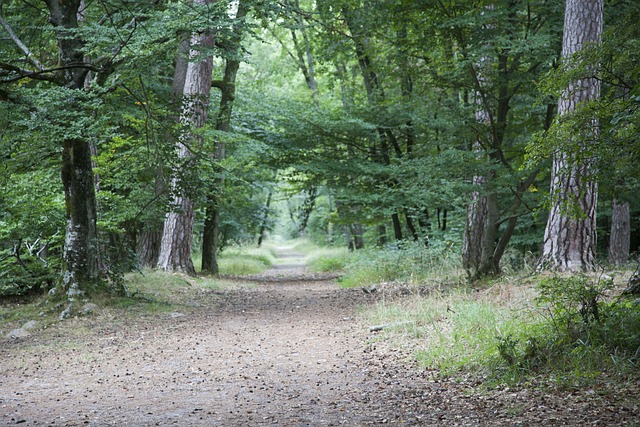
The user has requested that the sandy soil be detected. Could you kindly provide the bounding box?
[1,248,638,426]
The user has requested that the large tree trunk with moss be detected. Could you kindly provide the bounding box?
[539,0,603,272]
[609,199,630,265]
[157,13,214,275]
[61,137,99,295]
[43,0,100,296]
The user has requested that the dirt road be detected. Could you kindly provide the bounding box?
[1,249,638,426]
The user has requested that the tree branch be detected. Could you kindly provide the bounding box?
[0,62,102,84]
[0,15,44,71]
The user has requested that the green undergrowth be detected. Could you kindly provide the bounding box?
[365,273,640,387]
[306,247,351,272]
[193,244,277,276]
[288,238,463,281]
[286,239,351,272]
[339,240,463,288]
[220,244,276,275]
[289,238,320,254]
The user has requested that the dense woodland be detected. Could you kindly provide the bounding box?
[1,0,639,300]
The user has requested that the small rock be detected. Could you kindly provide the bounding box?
[22,320,38,330]
[169,312,185,318]
[7,328,30,339]
[81,303,99,315]
[58,304,73,320]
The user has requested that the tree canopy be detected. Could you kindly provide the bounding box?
[1,0,640,298]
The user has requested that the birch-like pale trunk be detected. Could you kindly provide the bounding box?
[137,39,190,268]
[157,9,214,275]
[540,0,603,271]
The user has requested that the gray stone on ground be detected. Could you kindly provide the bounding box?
[22,320,38,330]
[7,328,30,339]
[82,303,99,315]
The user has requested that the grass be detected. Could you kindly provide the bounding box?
[364,270,640,387]
[339,240,464,288]
[193,244,277,276]
[305,246,351,272]
[365,281,538,380]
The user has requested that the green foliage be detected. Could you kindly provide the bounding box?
[339,240,461,288]
[0,167,65,296]
[304,246,350,272]
[215,246,275,275]
[491,275,640,383]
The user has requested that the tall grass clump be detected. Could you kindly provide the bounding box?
[306,246,351,272]
[365,284,536,379]
[368,273,640,386]
[339,240,461,288]
[216,245,276,275]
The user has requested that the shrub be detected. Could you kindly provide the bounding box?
[494,275,640,382]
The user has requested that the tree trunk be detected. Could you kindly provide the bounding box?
[137,39,189,268]
[462,175,488,273]
[377,224,388,247]
[158,8,214,275]
[391,212,403,241]
[201,1,247,275]
[257,190,273,247]
[61,137,99,295]
[290,0,318,101]
[43,0,100,296]
[352,223,365,250]
[201,195,221,274]
[539,0,603,272]
[609,199,630,265]
[296,186,318,235]
[200,55,238,273]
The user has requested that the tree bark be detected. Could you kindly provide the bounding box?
[61,137,99,295]
[539,0,603,272]
[158,6,215,275]
[352,223,365,250]
[42,0,100,296]
[137,39,190,269]
[391,212,403,241]
[462,175,488,273]
[609,199,630,265]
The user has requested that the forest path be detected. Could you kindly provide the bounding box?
[1,247,637,426]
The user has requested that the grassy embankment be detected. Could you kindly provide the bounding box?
[300,239,640,388]
[0,243,279,330]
